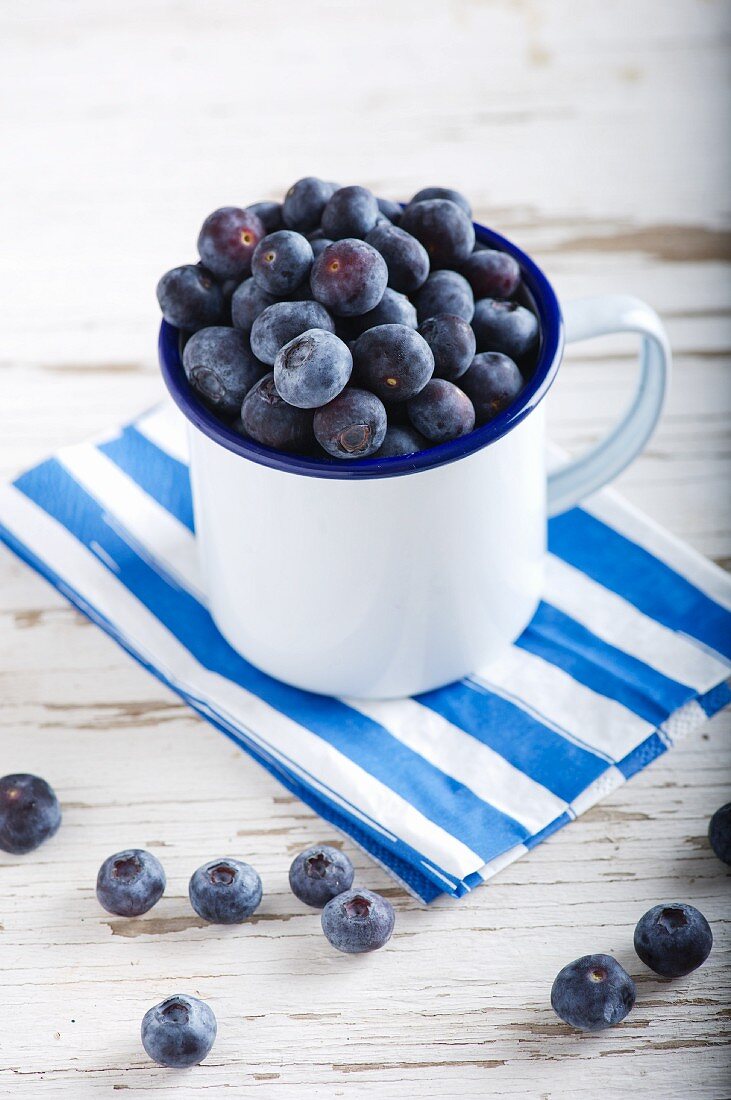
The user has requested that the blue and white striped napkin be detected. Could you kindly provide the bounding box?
[1,404,729,902]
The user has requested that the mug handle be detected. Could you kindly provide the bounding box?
[546,294,671,517]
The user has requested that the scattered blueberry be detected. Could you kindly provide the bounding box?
[282,177,336,232]
[250,300,335,365]
[289,845,355,908]
[274,329,353,409]
[197,206,265,280]
[353,324,434,402]
[413,270,474,324]
[231,277,279,333]
[376,196,402,224]
[183,327,265,418]
[399,199,475,268]
[459,351,523,424]
[96,849,166,917]
[353,287,417,333]
[551,954,636,1032]
[314,387,387,458]
[247,200,283,233]
[321,888,395,953]
[189,858,263,924]
[241,373,314,451]
[251,230,313,296]
[418,314,476,381]
[409,186,472,218]
[141,995,217,1068]
[709,802,731,865]
[157,264,225,331]
[407,378,475,443]
[376,425,428,457]
[310,239,388,317]
[0,773,61,854]
[365,223,429,294]
[462,248,521,300]
[634,903,713,978]
[471,298,539,359]
[322,185,379,240]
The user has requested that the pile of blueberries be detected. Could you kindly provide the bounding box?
[2,773,729,1065]
[156,179,539,461]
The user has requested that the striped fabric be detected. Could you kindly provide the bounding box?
[1,405,729,903]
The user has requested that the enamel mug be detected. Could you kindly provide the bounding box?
[160,221,670,699]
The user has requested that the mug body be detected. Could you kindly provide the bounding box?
[190,406,547,698]
[160,218,564,699]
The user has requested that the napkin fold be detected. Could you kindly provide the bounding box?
[1,404,729,902]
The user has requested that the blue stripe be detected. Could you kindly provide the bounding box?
[416,680,606,803]
[616,733,666,779]
[525,810,574,849]
[549,509,731,661]
[99,427,195,532]
[519,602,695,726]
[0,515,445,904]
[698,680,731,718]
[14,459,529,865]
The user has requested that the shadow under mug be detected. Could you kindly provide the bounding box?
[160,220,670,699]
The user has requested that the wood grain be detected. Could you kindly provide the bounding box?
[1,1,729,1096]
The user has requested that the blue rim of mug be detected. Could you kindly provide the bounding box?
[159,219,564,479]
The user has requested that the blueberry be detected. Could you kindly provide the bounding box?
[376,197,402,224]
[141,995,216,1068]
[459,351,523,424]
[197,206,265,280]
[399,199,475,268]
[157,264,225,332]
[471,298,539,359]
[96,849,166,916]
[634,903,713,978]
[289,845,355,908]
[183,327,265,418]
[189,858,262,924]
[231,277,278,333]
[462,248,521,300]
[321,185,379,240]
[321,888,395,953]
[418,314,476,381]
[247,200,283,233]
[0,773,61,854]
[219,277,240,308]
[409,186,472,218]
[551,954,636,1032]
[311,237,334,259]
[314,387,387,459]
[353,324,434,402]
[282,177,336,232]
[310,239,388,317]
[407,378,475,443]
[251,230,313,296]
[275,329,353,409]
[241,373,314,451]
[251,300,335,365]
[365,223,429,295]
[376,425,428,457]
[413,270,474,324]
[709,802,731,865]
[353,288,417,334]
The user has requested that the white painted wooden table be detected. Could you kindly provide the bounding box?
[1,2,729,1096]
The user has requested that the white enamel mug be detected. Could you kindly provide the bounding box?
[160,222,670,699]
